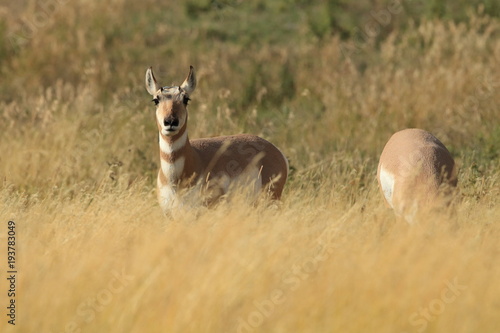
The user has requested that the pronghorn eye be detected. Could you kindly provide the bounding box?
[152,97,159,106]
[183,95,190,105]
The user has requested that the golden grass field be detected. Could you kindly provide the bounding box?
[0,1,499,332]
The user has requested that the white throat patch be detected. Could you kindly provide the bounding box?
[161,156,185,184]
[159,131,188,155]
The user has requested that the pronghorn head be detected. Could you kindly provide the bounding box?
[145,66,197,137]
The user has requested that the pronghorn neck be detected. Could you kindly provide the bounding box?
[158,124,193,185]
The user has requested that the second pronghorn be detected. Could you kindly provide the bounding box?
[377,128,458,223]
[145,66,288,213]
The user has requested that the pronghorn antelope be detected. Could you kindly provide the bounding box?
[145,66,288,213]
[377,128,457,223]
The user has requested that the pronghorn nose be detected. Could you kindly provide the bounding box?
[163,116,179,127]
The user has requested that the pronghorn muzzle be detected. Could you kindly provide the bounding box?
[163,116,180,132]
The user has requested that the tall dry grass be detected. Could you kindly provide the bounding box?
[2,181,500,333]
[0,1,499,332]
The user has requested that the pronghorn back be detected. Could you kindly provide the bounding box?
[377,128,457,222]
[190,134,288,199]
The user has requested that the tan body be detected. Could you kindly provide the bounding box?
[377,129,457,222]
[146,66,288,213]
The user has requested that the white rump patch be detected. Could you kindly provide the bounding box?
[379,166,395,208]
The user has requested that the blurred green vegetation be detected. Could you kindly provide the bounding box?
[1,1,497,94]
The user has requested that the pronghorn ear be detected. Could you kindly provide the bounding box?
[145,67,160,96]
[180,66,196,95]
